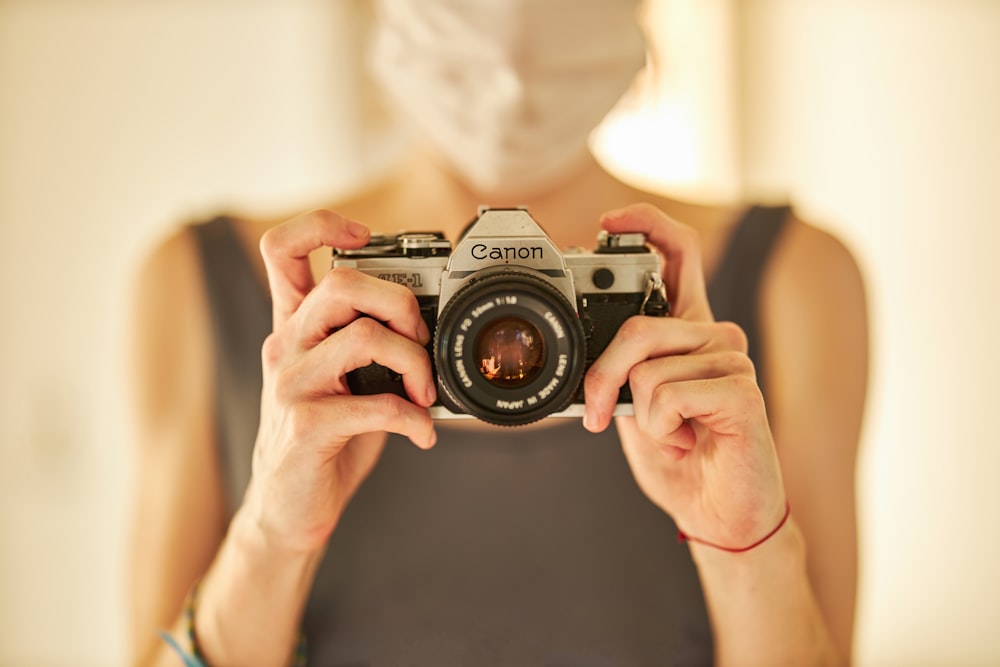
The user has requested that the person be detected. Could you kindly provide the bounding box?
[128,1,868,665]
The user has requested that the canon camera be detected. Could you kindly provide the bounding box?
[332,207,669,426]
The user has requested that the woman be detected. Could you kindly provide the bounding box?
[129,1,867,664]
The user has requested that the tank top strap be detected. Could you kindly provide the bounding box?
[706,205,790,400]
[189,216,272,516]
[189,216,271,311]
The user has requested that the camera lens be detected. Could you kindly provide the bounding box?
[475,316,545,388]
[435,269,586,426]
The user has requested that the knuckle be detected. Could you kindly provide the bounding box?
[633,201,661,219]
[371,393,407,421]
[720,350,756,378]
[651,381,677,408]
[322,265,360,292]
[736,353,757,379]
[627,361,656,397]
[344,316,383,344]
[315,268,359,310]
[261,332,285,369]
[616,315,649,343]
[731,374,764,407]
[386,277,419,305]
[403,291,422,315]
[307,208,336,226]
[259,226,280,259]
[302,208,338,238]
[715,320,749,353]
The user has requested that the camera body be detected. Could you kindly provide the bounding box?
[332,207,668,426]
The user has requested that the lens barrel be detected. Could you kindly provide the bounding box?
[435,270,586,426]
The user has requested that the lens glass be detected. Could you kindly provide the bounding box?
[474,316,545,388]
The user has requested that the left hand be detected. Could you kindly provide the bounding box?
[583,203,788,549]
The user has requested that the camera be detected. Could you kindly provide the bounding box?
[332,207,669,426]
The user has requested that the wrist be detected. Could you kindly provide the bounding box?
[192,509,324,667]
[689,515,806,580]
[679,500,792,553]
[689,519,841,665]
[230,503,327,569]
[239,476,340,556]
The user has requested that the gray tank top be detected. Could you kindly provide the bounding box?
[192,205,788,666]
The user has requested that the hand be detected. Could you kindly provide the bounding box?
[243,210,438,555]
[583,203,787,549]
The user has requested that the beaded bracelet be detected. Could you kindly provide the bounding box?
[159,582,308,667]
[677,501,792,553]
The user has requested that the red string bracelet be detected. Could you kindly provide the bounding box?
[677,501,792,553]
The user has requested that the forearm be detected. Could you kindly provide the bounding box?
[168,506,323,667]
[691,519,843,667]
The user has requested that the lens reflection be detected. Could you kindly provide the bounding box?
[475,316,545,388]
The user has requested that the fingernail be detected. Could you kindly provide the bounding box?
[348,220,369,238]
[583,409,597,432]
[426,379,437,406]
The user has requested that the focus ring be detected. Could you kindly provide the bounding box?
[434,269,586,426]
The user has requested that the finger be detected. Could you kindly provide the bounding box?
[614,415,689,464]
[643,375,765,450]
[629,350,757,388]
[293,394,438,450]
[627,352,755,447]
[260,210,371,328]
[600,203,713,321]
[583,317,748,432]
[289,267,430,349]
[280,317,436,407]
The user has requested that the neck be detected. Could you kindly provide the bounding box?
[393,149,643,245]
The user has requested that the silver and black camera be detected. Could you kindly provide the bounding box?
[333,207,669,426]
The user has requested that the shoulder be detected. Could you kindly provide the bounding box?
[760,208,869,429]
[132,223,211,338]
[769,211,865,301]
[764,211,868,352]
[132,223,210,349]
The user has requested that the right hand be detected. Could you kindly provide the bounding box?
[243,210,438,555]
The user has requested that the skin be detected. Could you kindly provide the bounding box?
[129,151,867,666]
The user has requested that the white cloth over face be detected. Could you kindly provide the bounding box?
[370,0,646,198]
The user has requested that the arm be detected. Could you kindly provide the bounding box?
[128,211,438,667]
[128,228,314,666]
[127,227,228,666]
[690,218,866,665]
[584,204,867,666]
[759,217,868,659]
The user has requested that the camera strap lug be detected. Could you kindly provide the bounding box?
[640,272,669,316]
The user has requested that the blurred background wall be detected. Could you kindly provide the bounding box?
[1,1,998,665]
